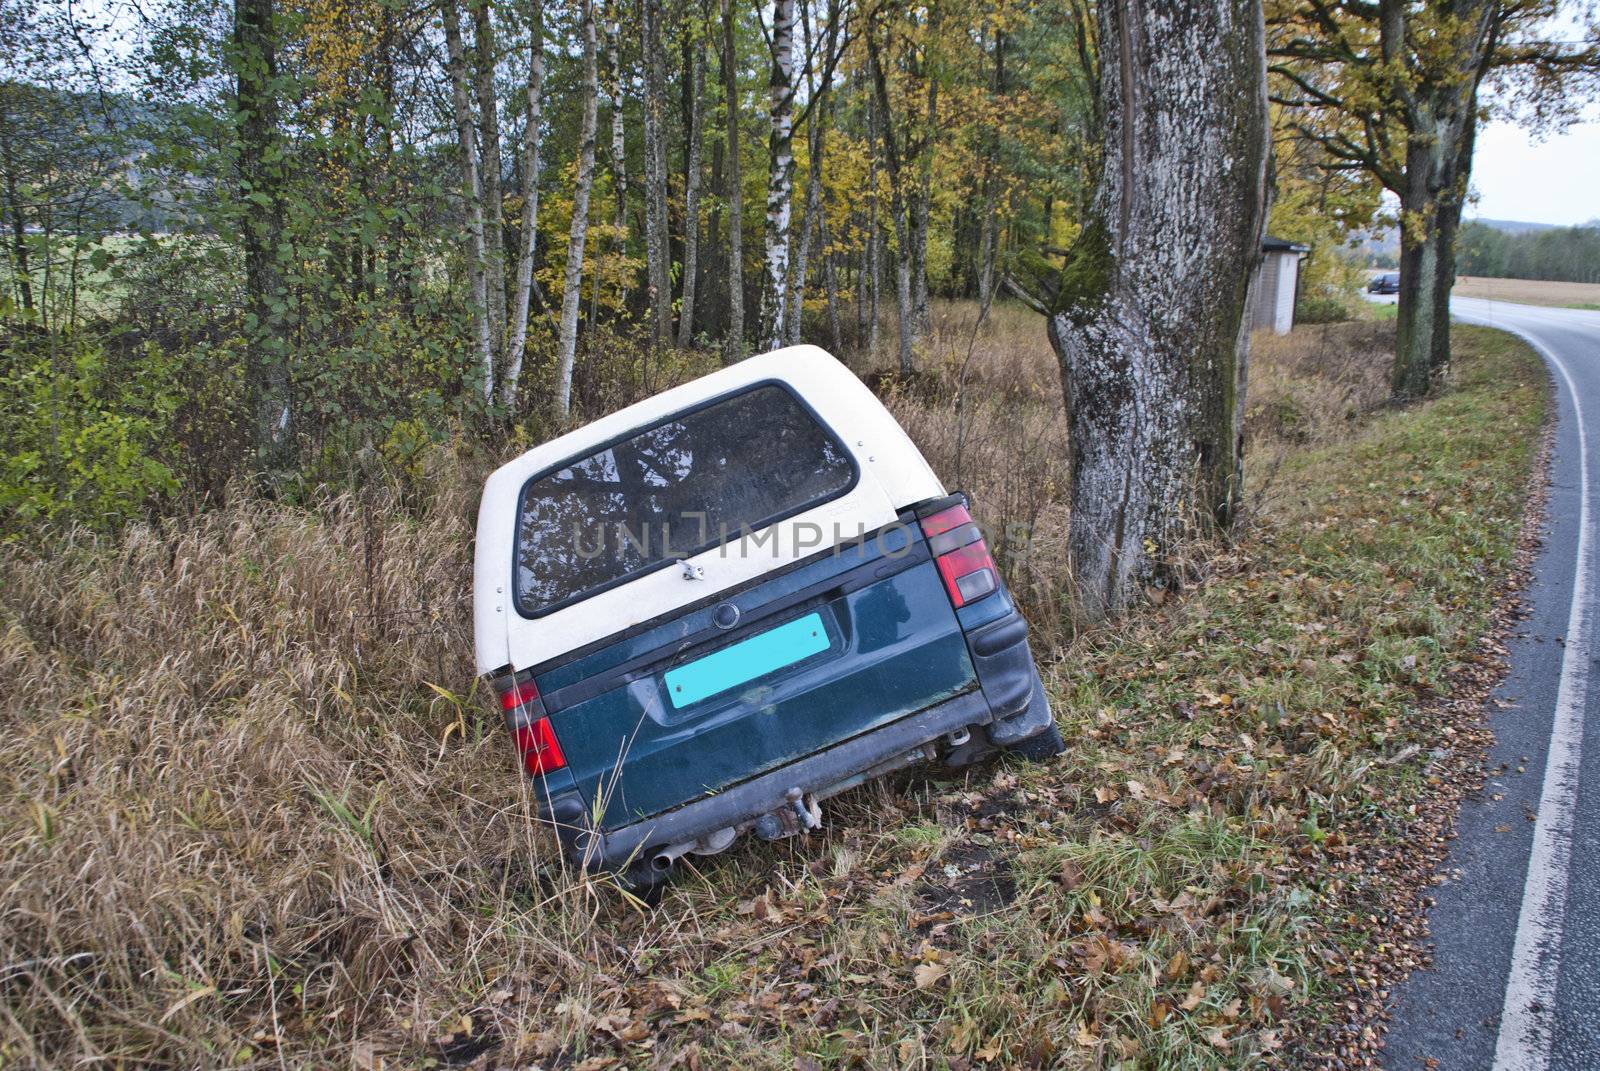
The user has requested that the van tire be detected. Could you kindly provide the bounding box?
[1006,724,1066,762]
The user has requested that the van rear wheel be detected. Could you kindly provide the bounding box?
[1006,724,1065,762]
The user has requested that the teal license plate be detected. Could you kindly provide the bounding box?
[664,612,830,708]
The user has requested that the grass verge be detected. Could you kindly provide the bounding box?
[0,324,1546,1069]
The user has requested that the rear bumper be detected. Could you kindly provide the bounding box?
[539,605,1052,874]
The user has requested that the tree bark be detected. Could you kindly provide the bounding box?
[505,0,545,407]
[720,0,745,363]
[975,31,1004,307]
[235,0,294,471]
[909,19,938,341]
[677,17,706,347]
[1046,0,1269,620]
[865,88,881,357]
[555,0,599,418]
[605,3,628,305]
[444,0,496,401]
[757,0,796,352]
[640,0,672,345]
[1382,0,1497,400]
[472,0,507,366]
[787,125,820,347]
[867,27,916,375]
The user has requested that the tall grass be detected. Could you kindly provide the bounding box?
[0,305,1402,1067]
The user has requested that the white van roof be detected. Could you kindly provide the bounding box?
[473,345,944,676]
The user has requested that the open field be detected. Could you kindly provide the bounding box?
[0,316,1548,1069]
[1448,276,1600,309]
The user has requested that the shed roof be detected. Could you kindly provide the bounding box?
[1263,234,1311,253]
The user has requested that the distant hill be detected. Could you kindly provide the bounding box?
[1469,218,1563,235]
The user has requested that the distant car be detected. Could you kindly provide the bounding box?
[1368,272,1400,294]
[473,346,1063,893]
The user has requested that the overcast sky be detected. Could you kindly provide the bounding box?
[1469,114,1600,227]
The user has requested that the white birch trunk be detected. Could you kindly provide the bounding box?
[758,0,795,351]
[640,0,672,344]
[555,0,599,418]
[721,0,744,363]
[606,5,628,291]
[1046,0,1269,620]
[444,0,495,400]
[504,0,544,407]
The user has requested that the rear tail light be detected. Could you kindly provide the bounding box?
[494,674,567,777]
[919,502,998,608]
[512,717,567,776]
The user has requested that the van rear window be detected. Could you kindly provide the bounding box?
[514,384,856,615]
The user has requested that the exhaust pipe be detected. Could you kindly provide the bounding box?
[650,826,738,871]
[650,841,693,872]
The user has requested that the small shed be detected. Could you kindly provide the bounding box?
[1253,235,1310,335]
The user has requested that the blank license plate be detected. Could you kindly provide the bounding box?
[663,612,830,708]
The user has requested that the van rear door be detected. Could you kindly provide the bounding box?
[473,347,945,679]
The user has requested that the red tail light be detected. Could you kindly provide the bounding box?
[500,680,540,711]
[920,503,998,608]
[512,717,567,776]
[495,676,567,776]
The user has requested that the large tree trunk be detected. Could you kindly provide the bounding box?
[1384,0,1495,400]
[640,0,672,345]
[504,0,544,407]
[720,0,745,363]
[677,19,706,347]
[758,0,796,351]
[235,0,294,471]
[444,0,496,401]
[472,0,507,367]
[1046,0,1269,621]
[554,0,599,418]
[1392,99,1476,398]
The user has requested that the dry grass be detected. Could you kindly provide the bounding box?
[1244,321,1397,482]
[0,306,1534,1070]
[1451,275,1600,309]
[871,301,1073,647]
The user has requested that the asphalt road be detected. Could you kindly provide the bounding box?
[1381,296,1600,1071]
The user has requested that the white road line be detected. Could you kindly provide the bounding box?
[1476,315,1594,1071]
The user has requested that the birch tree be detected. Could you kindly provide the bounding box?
[235,0,294,471]
[640,0,672,344]
[720,0,745,364]
[471,0,507,362]
[443,0,496,400]
[555,0,599,417]
[786,0,844,347]
[504,0,545,406]
[677,12,707,346]
[1046,0,1270,620]
[605,3,628,300]
[759,0,796,351]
